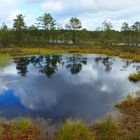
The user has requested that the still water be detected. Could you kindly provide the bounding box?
[0,54,140,123]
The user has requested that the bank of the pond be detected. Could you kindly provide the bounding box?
[129,71,140,82]
[1,46,140,62]
[0,54,11,67]
[90,96,140,140]
[0,96,139,140]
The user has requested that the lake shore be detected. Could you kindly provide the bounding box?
[0,46,140,139]
[0,96,139,140]
[1,45,140,62]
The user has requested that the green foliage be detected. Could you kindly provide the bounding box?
[13,14,26,43]
[13,14,25,31]
[131,22,140,31]
[65,17,82,30]
[65,17,82,45]
[102,20,113,31]
[37,13,56,30]
[121,22,130,31]
[56,119,95,140]
[99,115,118,133]
[0,13,139,49]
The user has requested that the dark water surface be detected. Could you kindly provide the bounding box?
[0,54,140,123]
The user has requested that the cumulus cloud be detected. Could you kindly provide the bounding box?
[39,0,140,29]
[0,0,140,29]
[0,64,18,76]
[0,0,20,26]
[9,10,22,21]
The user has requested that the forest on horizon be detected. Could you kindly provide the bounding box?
[0,13,140,47]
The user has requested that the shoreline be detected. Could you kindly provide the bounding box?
[0,96,139,139]
[0,46,140,62]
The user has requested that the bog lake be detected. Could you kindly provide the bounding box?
[0,54,140,123]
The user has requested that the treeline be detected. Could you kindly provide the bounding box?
[0,13,140,47]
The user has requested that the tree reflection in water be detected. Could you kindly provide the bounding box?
[66,55,87,75]
[94,57,114,73]
[13,55,136,77]
[13,55,88,77]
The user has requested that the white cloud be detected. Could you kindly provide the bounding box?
[42,1,63,12]
[0,64,18,76]
[0,85,8,95]
[9,9,22,21]
[0,0,140,29]
[40,0,140,29]
[0,0,22,26]
[64,64,98,85]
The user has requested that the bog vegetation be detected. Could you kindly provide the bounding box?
[129,71,140,82]
[0,96,140,140]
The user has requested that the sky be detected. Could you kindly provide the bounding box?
[0,0,140,30]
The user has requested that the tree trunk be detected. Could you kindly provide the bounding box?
[72,30,75,45]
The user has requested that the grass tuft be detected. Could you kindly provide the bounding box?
[11,118,33,133]
[56,119,95,140]
[128,71,140,82]
[0,118,40,140]
[95,115,119,140]
[100,115,118,133]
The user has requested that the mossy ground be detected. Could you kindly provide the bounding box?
[0,118,40,140]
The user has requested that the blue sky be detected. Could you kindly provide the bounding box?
[0,0,140,30]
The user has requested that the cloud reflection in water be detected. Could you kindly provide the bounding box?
[0,54,139,122]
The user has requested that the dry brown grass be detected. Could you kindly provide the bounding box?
[1,46,140,62]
